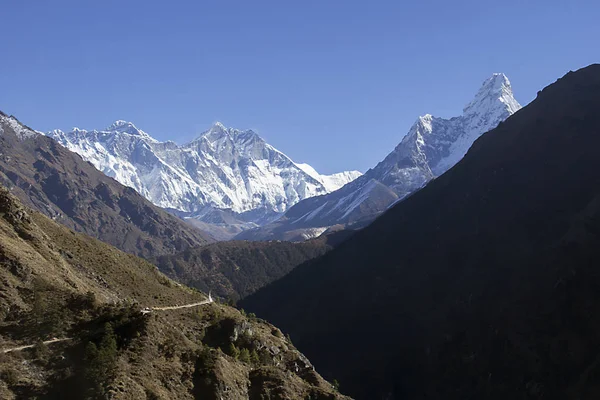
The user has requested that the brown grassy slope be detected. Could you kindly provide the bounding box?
[0,187,349,400]
[0,111,212,259]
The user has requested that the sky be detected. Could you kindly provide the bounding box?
[1,0,598,174]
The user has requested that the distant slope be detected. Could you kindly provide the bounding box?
[154,238,333,301]
[243,65,600,399]
[237,178,398,241]
[0,111,212,258]
[0,186,349,399]
[238,73,521,241]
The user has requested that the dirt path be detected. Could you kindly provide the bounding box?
[1,337,71,354]
[150,298,213,311]
[144,293,213,312]
[1,294,213,353]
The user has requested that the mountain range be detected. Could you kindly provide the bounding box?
[242,64,600,399]
[238,73,522,241]
[47,121,361,239]
[42,73,520,243]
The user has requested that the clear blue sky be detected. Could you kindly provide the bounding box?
[1,0,598,174]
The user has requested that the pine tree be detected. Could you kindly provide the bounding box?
[239,348,251,363]
[228,343,240,359]
[84,323,119,398]
[250,349,260,365]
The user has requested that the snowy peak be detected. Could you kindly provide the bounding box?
[194,122,259,144]
[211,121,226,130]
[107,120,136,130]
[463,73,520,117]
[105,120,155,140]
[376,72,521,189]
[203,121,229,137]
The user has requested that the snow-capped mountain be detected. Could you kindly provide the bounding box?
[367,73,520,197]
[237,73,522,241]
[46,121,361,234]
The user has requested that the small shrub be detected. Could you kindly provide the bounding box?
[33,341,50,362]
[1,368,19,386]
[259,349,273,365]
[84,291,98,308]
[332,379,340,392]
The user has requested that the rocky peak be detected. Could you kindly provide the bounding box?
[463,73,520,117]
[105,120,155,140]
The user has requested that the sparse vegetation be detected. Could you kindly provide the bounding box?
[0,182,348,399]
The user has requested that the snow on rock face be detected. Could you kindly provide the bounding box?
[371,73,522,195]
[295,163,362,192]
[45,121,361,220]
[0,113,39,140]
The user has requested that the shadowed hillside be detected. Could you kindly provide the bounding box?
[243,65,600,399]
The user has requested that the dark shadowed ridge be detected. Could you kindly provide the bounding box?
[242,64,600,399]
[0,112,213,259]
